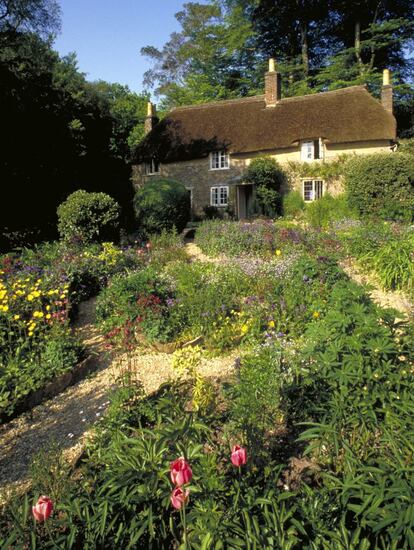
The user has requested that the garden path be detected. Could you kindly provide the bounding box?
[0,292,237,502]
[341,258,413,318]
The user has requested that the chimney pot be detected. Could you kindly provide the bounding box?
[145,102,158,134]
[265,58,281,107]
[381,69,393,114]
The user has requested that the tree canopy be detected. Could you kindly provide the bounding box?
[141,0,414,124]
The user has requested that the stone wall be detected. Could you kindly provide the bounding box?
[131,139,393,217]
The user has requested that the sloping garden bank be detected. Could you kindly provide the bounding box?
[1,218,413,548]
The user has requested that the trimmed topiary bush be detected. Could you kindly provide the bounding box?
[57,190,120,244]
[344,153,414,221]
[133,179,191,236]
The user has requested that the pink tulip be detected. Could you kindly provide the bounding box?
[145,242,151,250]
[231,445,247,467]
[171,487,190,510]
[170,457,192,486]
[32,495,53,522]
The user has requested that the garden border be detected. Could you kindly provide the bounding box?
[0,353,98,424]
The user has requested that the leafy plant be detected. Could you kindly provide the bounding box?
[57,190,120,244]
[134,178,191,236]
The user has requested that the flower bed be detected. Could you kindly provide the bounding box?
[1,224,414,547]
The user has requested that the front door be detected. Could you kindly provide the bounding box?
[237,185,254,219]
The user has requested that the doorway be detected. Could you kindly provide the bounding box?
[237,184,254,219]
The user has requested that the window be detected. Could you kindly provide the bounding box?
[210,151,229,170]
[145,159,160,175]
[303,179,324,201]
[300,139,323,161]
[210,186,229,207]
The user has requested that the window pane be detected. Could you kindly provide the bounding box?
[303,180,313,201]
[314,180,323,199]
[219,186,228,205]
[211,187,218,206]
[301,141,314,161]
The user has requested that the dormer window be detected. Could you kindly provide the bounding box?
[300,139,323,161]
[145,159,160,175]
[210,151,229,170]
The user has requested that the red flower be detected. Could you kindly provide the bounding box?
[170,457,192,486]
[171,487,190,510]
[32,495,53,522]
[231,445,247,467]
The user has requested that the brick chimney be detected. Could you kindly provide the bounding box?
[265,58,281,107]
[381,69,393,114]
[145,101,159,134]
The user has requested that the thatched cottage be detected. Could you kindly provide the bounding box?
[132,59,396,219]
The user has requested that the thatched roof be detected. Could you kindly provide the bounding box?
[134,86,396,164]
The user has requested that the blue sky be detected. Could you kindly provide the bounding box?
[54,0,191,94]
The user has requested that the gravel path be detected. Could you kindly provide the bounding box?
[341,258,413,318]
[0,246,237,501]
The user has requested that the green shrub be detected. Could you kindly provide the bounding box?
[282,191,305,218]
[360,233,414,291]
[57,190,120,244]
[245,157,286,217]
[231,345,283,452]
[147,229,189,268]
[134,179,191,236]
[306,194,355,228]
[344,153,414,221]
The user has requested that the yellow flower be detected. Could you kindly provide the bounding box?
[241,324,249,335]
[0,290,7,300]
[28,331,33,337]
[0,305,9,312]
[46,305,51,311]
[275,249,282,256]
[46,313,51,320]
[268,320,275,328]
[13,314,20,320]
[33,311,44,319]
[27,294,35,301]
[32,290,41,298]
[313,311,320,319]
[60,294,66,299]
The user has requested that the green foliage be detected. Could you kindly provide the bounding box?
[57,190,120,244]
[147,229,189,269]
[231,345,283,452]
[95,267,182,345]
[245,157,286,217]
[344,153,414,221]
[306,194,357,228]
[0,325,82,419]
[282,191,306,218]
[341,221,414,292]
[196,219,279,257]
[133,179,191,237]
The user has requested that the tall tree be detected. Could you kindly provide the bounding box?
[141,1,259,109]
[0,0,60,37]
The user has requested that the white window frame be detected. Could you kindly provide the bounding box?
[300,138,324,162]
[210,185,229,207]
[210,151,229,170]
[145,159,160,175]
[303,179,324,202]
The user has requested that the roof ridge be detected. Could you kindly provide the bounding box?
[171,95,265,112]
[170,85,368,113]
[280,85,368,103]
